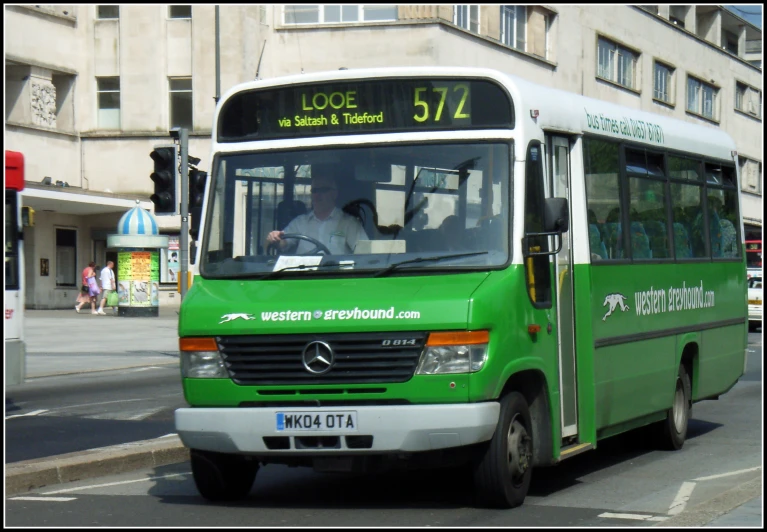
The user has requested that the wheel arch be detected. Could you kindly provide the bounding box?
[499,369,555,467]
[677,336,698,400]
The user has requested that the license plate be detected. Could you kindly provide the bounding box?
[749,300,761,305]
[276,411,357,432]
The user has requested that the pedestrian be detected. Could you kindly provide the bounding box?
[97,260,116,315]
[86,264,102,314]
[75,261,97,314]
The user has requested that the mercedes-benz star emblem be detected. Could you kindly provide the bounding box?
[302,341,334,374]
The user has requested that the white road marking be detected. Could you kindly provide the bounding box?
[668,481,696,515]
[42,393,180,412]
[41,472,192,495]
[693,466,762,482]
[9,496,77,502]
[599,512,667,521]
[6,409,49,420]
[127,407,165,421]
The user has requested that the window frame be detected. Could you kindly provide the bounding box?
[652,59,675,106]
[96,76,121,130]
[96,5,119,20]
[686,75,719,122]
[55,227,78,288]
[735,80,762,119]
[169,77,193,130]
[282,5,397,25]
[523,140,552,308]
[738,155,762,195]
[168,5,193,19]
[583,135,741,265]
[500,5,526,51]
[596,36,639,91]
[454,5,480,34]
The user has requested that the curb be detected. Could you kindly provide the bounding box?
[6,435,189,496]
[653,476,762,527]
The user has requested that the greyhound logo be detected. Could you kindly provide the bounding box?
[219,313,256,324]
[602,293,630,321]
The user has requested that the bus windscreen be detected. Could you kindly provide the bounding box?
[218,78,513,142]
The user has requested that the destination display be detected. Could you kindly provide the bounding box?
[218,78,513,141]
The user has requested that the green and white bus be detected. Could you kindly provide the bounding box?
[175,67,748,508]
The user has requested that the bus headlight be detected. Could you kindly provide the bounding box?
[415,331,489,375]
[180,338,229,378]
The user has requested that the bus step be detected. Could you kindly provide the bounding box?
[556,442,593,462]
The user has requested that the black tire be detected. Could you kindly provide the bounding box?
[656,364,692,450]
[190,449,258,502]
[473,392,534,508]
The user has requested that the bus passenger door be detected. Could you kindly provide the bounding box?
[548,135,578,440]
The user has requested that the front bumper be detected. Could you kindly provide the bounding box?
[175,403,500,455]
[748,304,762,324]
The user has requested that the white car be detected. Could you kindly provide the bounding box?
[748,275,762,331]
[747,267,761,281]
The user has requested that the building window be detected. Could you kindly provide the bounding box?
[169,5,192,19]
[736,81,762,118]
[169,78,193,130]
[723,30,739,55]
[56,228,77,287]
[597,37,638,90]
[669,5,688,28]
[500,5,525,51]
[362,5,397,21]
[97,77,120,129]
[454,5,479,34]
[687,76,718,120]
[283,5,396,24]
[739,156,762,194]
[96,5,119,19]
[653,61,674,104]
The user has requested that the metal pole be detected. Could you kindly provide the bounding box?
[179,128,189,300]
[215,5,221,103]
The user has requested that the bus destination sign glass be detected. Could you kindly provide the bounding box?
[218,78,513,142]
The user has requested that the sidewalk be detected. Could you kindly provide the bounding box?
[7,307,189,496]
[6,311,763,527]
[20,307,180,378]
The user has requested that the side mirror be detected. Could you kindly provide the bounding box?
[544,197,569,233]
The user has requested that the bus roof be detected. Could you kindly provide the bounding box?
[5,150,24,191]
[219,67,737,161]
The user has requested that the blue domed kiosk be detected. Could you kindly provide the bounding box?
[107,201,169,317]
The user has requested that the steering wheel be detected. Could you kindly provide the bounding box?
[270,233,332,256]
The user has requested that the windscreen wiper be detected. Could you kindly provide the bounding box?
[373,252,488,278]
[256,260,351,280]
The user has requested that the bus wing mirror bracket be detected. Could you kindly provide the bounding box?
[544,197,569,233]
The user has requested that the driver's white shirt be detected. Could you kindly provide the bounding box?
[283,207,368,254]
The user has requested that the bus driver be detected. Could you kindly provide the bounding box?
[266,174,368,255]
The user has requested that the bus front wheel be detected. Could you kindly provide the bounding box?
[473,391,533,508]
[190,449,258,501]
[656,364,692,450]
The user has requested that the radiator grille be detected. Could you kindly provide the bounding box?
[217,332,427,385]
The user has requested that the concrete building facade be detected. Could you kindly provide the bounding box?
[5,4,762,308]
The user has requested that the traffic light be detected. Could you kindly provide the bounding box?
[189,167,207,241]
[149,146,178,215]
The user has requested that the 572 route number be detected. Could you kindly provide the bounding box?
[413,85,470,123]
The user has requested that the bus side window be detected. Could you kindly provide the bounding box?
[523,141,551,307]
[583,137,622,261]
